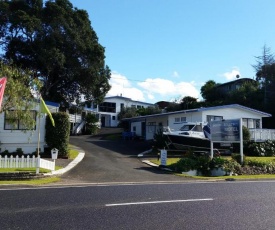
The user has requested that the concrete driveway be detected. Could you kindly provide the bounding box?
[59,135,191,184]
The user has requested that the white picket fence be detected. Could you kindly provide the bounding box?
[0,155,55,171]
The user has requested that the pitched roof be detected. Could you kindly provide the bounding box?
[122,104,271,121]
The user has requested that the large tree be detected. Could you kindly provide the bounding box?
[200,80,220,104]
[0,0,111,107]
[0,61,42,129]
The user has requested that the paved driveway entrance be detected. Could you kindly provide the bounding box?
[59,135,190,184]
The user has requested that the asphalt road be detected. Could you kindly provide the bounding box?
[2,181,275,229]
[59,135,192,184]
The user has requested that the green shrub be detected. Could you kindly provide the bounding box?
[85,113,99,135]
[242,126,251,142]
[173,158,198,172]
[153,129,169,149]
[209,157,227,169]
[232,153,246,164]
[15,148,24,155]
[223,159,241,173]
[1,150,9,156]
[245,140,275,156]
[45,112,70,157]
[196,155,211,176]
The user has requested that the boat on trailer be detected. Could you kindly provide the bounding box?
[163,122,231,154]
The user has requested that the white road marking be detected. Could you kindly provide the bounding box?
[105,198,213,207]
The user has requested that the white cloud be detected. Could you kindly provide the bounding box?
[107,72,201,103]
[138,78,200,100]
[222,68,241,81]
[107,72,145,101]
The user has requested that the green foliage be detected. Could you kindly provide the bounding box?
[245,140,275,156]
[137,106,162,116]
[195,155,211,176]
[0,61,42,129]
[0,0,110,106]
[200,80,219,102]
[45,112,70,157]
[242,126,251,142]
[209,157,227,169]
[85,113,99,135]
[15,148,24,155]
[118,107,138,120]
[173,158,198,172]
[231,153,246,164]
[223,159,241,173]
[153,129,168,149]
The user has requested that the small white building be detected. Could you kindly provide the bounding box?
[0,101,59,154]
[86,96,155,127]
[122,104,273,141]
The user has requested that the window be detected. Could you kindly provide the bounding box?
[137,105,142,109]
[120,103,124,111]
[243,118,260,129]
[133,126,136,132]
[148,122,156,133]
[192,125,203,132]
[181,117,186,122]
[99,102,116,113]
[207,115,223,122]
[112,116,116,120]
[175,117,180,123]
[4,110,37,130]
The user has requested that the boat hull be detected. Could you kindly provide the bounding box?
[165,134,228,153]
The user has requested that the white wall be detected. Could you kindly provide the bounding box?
[201,108,263,128]
[104,97,153,114]
[140,106,267,140]
[0,103,58,154]
[167,112,203,131]
[131,121,142,136]
[0,113,46,154]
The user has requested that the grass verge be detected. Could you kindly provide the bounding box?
[0,177,61,185]
[149,157,275,180]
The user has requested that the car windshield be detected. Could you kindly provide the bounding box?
[179,125,195,131]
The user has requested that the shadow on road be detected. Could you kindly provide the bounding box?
[85,134,153,156]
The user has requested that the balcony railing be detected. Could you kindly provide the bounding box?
[249,129,275,142]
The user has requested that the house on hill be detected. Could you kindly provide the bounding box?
[216,78,256,95]
[85,95,155,127]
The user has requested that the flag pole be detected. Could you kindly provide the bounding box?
[36,95,41,174]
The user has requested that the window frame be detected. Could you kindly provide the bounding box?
[4,110,37,130]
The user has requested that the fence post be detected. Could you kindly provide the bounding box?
[36,156,40,174]
[4,155,7,168]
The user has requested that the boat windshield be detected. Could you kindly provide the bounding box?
[179,125,195,131]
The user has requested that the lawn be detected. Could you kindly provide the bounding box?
[0,147,79,185]
[151,156,275,166]
[149,155,275,180]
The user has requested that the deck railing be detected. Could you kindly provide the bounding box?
[249,129,275,142]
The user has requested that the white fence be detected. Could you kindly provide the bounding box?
[69,114,82,123]
[0,155,55,171]
[249,129,275,142]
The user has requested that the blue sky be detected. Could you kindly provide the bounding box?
[70,0,275,103]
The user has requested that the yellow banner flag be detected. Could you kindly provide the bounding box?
[40,97,55,127]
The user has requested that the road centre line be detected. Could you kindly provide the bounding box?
[105,198,213,207]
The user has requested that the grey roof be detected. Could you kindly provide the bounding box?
[122,104,271,121]
[104,96,155,106]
